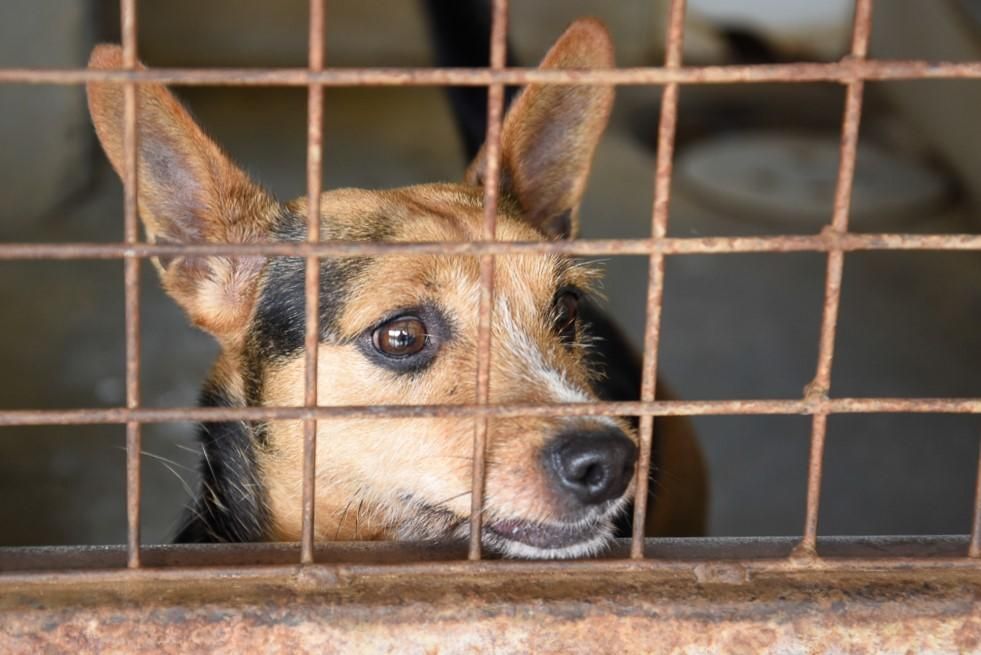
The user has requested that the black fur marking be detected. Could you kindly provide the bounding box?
[543,210,573,240]
[252,254,365,360]
[250,209,393,363]
[174,383,268,543]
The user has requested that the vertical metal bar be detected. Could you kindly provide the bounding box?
[301,0,326,566]
[630,0,687,559]
[970,434,981,558]
[120,0,142,570]
[795,0,874,558]
[469,0,508,561]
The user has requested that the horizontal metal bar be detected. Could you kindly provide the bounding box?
[1,60,981,86]
[0,536,970,573]
[4,540,980,654]
[3,544,981,589]
[0,398,977,427]
[0,536,973,576]
[0,233,979,261]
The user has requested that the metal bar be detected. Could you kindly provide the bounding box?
[300,0,326,568]
[2,233,979,260]
[2,397,977,427]
[0,535,971,571]
[796,0,874,559]
[6,543,981,584]
[120,0,142,571]
[469,0,508,562]
[3,60,981,86]
[971,433,981,558]
[3,551,981,653]
[632,0,686,560]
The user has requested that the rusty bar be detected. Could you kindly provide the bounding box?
[4,552,981,587]
[0,535,970,572]
[6,552,981,653]
[3,60,981,86]
[1,232,980,260]
[0,536,981,594]
[300,0,326,568]
[0,397,978,427]
[796,0,873,559]
[631,0,686,559]
[971,434,981,558]
[469,0,508,562]
[120,0,142,571]
[5,538,981,653]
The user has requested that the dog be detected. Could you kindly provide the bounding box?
[86,18,706,558]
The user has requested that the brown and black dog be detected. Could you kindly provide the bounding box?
[86,18,706,558]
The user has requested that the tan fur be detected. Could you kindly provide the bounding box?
[86,18,708,556]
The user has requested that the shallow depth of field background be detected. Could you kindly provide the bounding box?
[0,0,979,545]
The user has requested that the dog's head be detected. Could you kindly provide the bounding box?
[87,19,634,558]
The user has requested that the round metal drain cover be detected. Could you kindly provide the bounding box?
[676,131,951,229]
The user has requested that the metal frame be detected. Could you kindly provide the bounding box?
[1,0,981,600]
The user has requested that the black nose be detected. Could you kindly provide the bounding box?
[544,429,638,506]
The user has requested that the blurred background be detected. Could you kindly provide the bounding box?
[0,0,978,546]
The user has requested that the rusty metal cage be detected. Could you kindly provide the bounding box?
[2,0,981,651]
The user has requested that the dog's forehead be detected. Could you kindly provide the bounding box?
[295,183,535,243]
[325,190,580,338]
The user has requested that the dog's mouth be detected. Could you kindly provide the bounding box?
[398,493,621,558]
[485,518,602,550]
[479,511,621,559]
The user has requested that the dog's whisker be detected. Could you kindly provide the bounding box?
[355,499,365,540]
[334,493,359,541]
[417,455,502,466]
[429,490,472,510]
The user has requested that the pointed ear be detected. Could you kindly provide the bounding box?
[87,44,279,341]
[465,18,614,239]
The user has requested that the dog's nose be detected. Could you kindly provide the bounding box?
[544,429,638,506]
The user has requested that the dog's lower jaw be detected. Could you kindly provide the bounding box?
[483,524,617,560]
[392,492,629,559]
[458,504,626,560]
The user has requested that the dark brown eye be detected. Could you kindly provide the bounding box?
[372,316,428,357]
[554,292,579,344]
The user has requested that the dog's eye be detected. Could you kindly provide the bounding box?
[554,291,579,344]
[372,316,428,357]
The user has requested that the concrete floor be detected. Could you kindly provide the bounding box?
[0,78,979,546]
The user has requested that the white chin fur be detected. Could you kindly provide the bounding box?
[490,529,615,560]
[414,495,630,560]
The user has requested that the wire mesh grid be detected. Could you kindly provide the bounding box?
[0,0,980,573]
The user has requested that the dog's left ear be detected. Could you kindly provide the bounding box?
[465,18,614,239]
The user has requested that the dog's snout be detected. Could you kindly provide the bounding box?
[545,429,638,506]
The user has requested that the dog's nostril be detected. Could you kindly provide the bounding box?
[545,429,638,506]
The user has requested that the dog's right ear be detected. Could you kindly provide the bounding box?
[465,18,614,239]
[87,44,278,342]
